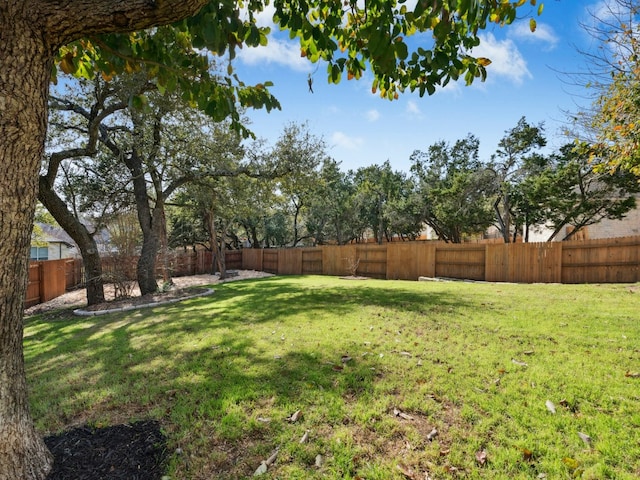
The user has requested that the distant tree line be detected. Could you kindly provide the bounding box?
[41,76,640,306]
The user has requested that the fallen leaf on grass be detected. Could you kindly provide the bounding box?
[341,355,352,363]
[253,463,267,476]
[332,365,344,372]
[578,431,592,447]
[625,371,640,378]
[521,447,534,462]
[256,417,271,423]
[562,457,579,470]
[396,464,416,479]
[426,428,438,441]
[393,407,414,421]
[399,351,413,357]
[511,358,528,367]
[253,447,279,476]
[287,410,302,422]
[523,350,535,355]
[315,454,323,467]
[299,430,310,444]
[545,400,556,414]
[475,450,487,465]
[265,448,279,465]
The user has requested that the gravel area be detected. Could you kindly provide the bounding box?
[25,270,273,316]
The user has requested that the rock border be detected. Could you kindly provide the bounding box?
[72,288,215,317]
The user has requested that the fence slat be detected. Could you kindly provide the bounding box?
[302,248,322,275]
[28,235,640,310]
[249,235,640,284]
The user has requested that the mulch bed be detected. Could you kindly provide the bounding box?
[45,420,167,480]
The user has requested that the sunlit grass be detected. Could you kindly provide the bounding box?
[24,276,640,479]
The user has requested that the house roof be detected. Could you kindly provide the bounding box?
[36,223,77,247]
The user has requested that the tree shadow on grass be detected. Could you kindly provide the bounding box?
[25,276,479,478]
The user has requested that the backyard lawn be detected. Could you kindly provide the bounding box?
[24,275,640,479]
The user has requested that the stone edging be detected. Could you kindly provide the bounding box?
[72,288,215,317]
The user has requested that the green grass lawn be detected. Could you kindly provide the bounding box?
[24,276,640,479]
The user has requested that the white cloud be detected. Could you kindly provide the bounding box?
[253,3,277,28]
[331,131,364,150]
[509,22,559,50]
[588,0,625,24]
[237,37,312,72]
[406,100,422,116]
[366,109,380,122]
[471,33,532,84]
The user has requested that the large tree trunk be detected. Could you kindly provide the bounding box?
[207,206,227,279]
[0,10,55,480]
[1,0,211,477]
[38,177,106,305]
[124,150,159,295]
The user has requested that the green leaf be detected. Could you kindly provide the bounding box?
[128,94,147,110]
[395,41,409,60]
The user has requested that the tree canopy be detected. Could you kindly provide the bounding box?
[55,0,544,120]
[568,0,640,178]
[0,1,544,479]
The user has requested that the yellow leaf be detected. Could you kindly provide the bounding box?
[530,18,537,32]
[477,57,492,67]
[521,447,533,461]
[101,70,114,82]
[60,53,75,74]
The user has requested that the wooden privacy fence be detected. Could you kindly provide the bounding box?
[25,236,640,309]
[26,259,75,308]
[97,250,243,280]
[242,235,640,284]
[26,250,243,309]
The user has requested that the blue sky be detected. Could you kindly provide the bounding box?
[232,1,600,173]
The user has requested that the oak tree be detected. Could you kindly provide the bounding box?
[410,135,494,243]
[0,1,542,478]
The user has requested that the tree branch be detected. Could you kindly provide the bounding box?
[40,0,209,48]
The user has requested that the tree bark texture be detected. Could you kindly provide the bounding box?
[0,1,208,478]
[38,177,106,305]
[125,150,160,295]
[0,7,56,479]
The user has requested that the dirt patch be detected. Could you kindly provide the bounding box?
[45,420,167,480]
[26,270,273,317]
